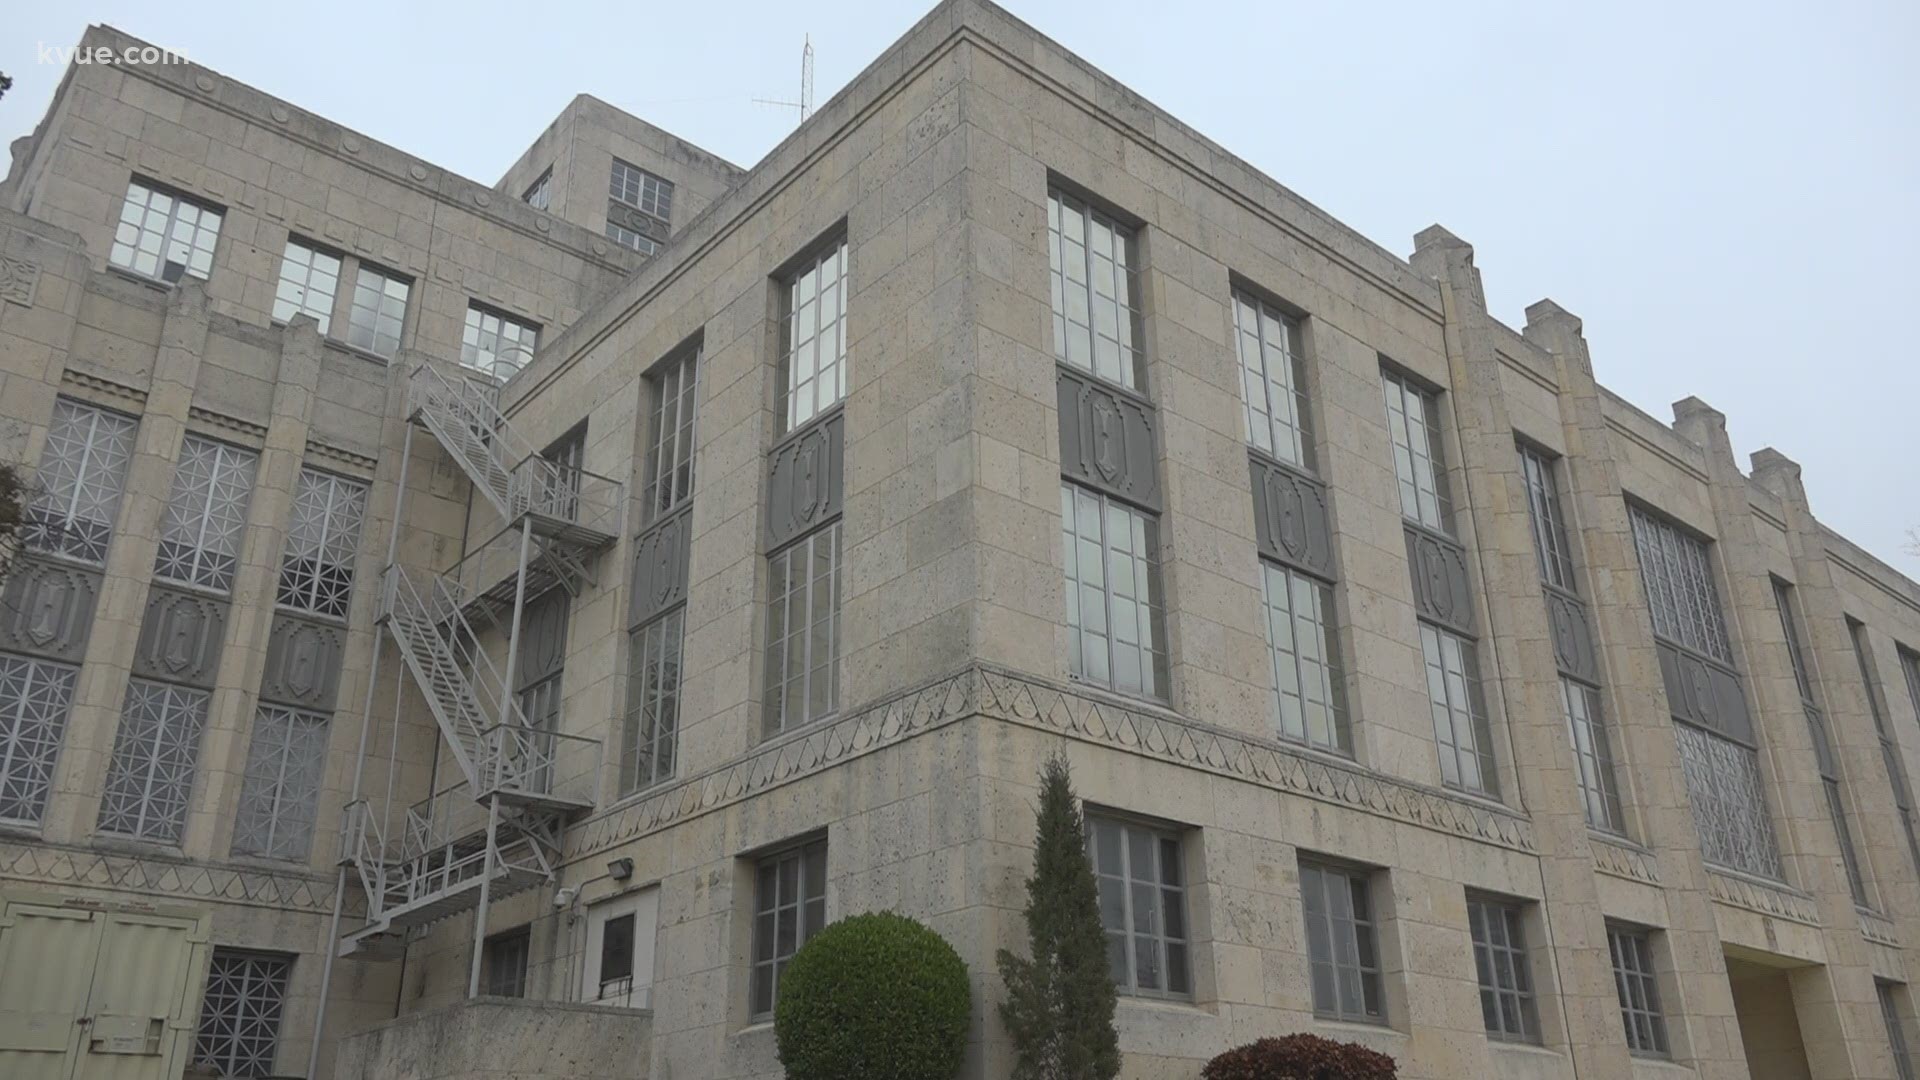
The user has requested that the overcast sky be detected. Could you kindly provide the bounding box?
[7,0,1917,574]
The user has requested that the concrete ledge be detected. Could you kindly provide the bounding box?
[335,996,652,1080]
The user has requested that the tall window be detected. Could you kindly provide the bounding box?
[1774,582,1868,905]
[231,705,329,861]
[523,169,552,211]
[1630,505,1780,880]
[272,240,340,333]
[0,655,79,826]
[776,239,848,432]
[277,469,367,620]
[610,159,674,222]
[1854,623,1920,875]
[1232,291,1314,469]
[1087,815,1190,999]
[624,608,683,794]
[642,346,699,521]
[462,304,540,381]
[111,178,222,282]
[1882,982,1917,1080]
[764,523,840,733]
[1421,625,1498,796]
[485,929,531,998]
[1468,895,1539,1043]
[1260,562,1347,752]
[24,398,138,564]
[155,436,258,594]
[1381,369,1452,533]
[1047,190,1145,391]
[193,950,291,1078]
[1607,924,1669,1057]
[1062,485,1168,700]
[1301,859,1384,1023]
[346,264,410,358]
[97,679,209,842]
[750,838,827,1018]
[1518,444,1624,832]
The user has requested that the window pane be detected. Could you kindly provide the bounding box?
[1628,507,1732,663]
[1420,625,1498,796]
[777,240,849,433]
[461,305,540,381]
[1301,860,1382,1023]
[750,841,827,1017]
[111,180,222,282]
[1088,816,1189,999]
[765,525,839,734]
[1048,190,1145,391]
[1260,562,1348,753]
[277,469,368,620]
[272,240,340,334]
[1232,292,1315,470]
[26,398,138,564]
[154,436,259,593]
[231,705,330,861]
[1062,484,1168,701]
[346,264,410,357]
[1607,926,1669,1056]
[98,679,210,842]
[1381,369,1452,532]
[0,655,79,826]
[642,347,701,520]
[1672,722,1783,880]
[194,951,291,1078]
[623,608,685,794]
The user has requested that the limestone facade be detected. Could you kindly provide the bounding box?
[2,6,1919,1080]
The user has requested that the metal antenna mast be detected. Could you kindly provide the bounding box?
[754,35,815,122]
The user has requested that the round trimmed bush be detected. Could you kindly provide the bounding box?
[773,911,971,1080]
[1202,1033,1398,1080]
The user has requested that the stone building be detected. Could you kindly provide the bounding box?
[1,3,1917,1079]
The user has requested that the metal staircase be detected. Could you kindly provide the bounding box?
[337,362,621,965]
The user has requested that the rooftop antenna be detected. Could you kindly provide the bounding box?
[754,35,815,122]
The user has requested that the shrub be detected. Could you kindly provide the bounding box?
[774,911,971,1080]
[1201,1034,1398,1080]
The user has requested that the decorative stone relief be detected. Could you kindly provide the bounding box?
[132,586,229,688]
[1249,454,1334,580]
[629,506,691,629]
[0,838,339,913]
[1706,869,1821,928]
[1861,910,1901,949]
[1591,835,1660,885]
[259,614,345,711]
[766,411,844,549]
[1057,367,1159,511]
[0,255,40,306]
[606,200,668,242]
[515,587,570,690]
[1403,525,1476,635]
[1657,641,1754,742]
[0,557,101,663]
[561,665,1537,866]
[1544,587,1598,682]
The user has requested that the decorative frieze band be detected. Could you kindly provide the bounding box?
[305,438,379,476]
[1057,367,1159,511]
[1706,869,1821,928]
[0,838,339,914]
[1591,835,1660,885]
[188,406,269,445]
[59,367,148,409]
[1249,453,1334,580]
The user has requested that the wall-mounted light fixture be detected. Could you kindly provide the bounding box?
[607,856,635,882]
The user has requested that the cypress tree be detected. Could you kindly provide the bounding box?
[995,754,1121,1080]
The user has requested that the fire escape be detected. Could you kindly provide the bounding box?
[334,362,619,985]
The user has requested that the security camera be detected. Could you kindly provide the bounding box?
[553,886,578,909]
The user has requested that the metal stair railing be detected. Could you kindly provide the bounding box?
[408,363,574,525]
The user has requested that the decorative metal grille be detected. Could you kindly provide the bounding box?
[1517,444,1575,589]
[750,839,826,1018]
[764,524,840,733]
[346,263,409,357]
[643,347,699,521]
[1381,368,1452,533]
[1469,896,1539,1042]
[1673,722,1783,880]
[26,399,138,565]
[0,654,77,825]
[1088,815,1190,998]
[231,705,329,861]
[155,436,258,594]
[610,159,674,221]
[271,239,339,333]
[110,179,222,281]
[523,169,552,211]
[1420,624,1498,796]
[1233,290,1315,470]
[1607,925,1669,1056]
[277,469,367,620]
[1562,678,1625,834]
[1628,506,1732,664]
[98,678,210,842]
[1300,859,1383,1023]
[777,239,848,433]
[1260,561,1347,753]
[462,304,539,381]
[624,608,683,795]
[1048,190,1145,391]
[1883,982,1917,1080]
[193,950,291,1078]
[606,222,658,256]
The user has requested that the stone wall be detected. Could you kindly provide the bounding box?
[335,997,652,1080]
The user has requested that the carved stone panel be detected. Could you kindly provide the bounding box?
[630,505,691,629]
[0,557,101,663]
[1249,454,1334,579]
[260,614,346,710]
[766,411,844,549]
[1403,526,1475,635]
[0,255,39,307]
[1544,587,1598,683]
[1657,641,1754,743]
[1057,367,1159,511]
[516,587,571,691]
[132,586,229,689]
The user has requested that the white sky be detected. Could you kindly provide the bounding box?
[7,0,1918,575]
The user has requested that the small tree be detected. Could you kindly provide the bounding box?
[0,464,25,586]
[995,754,1120,1080]
[1202,1034,1397,1080]
[774,911,971,1080]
